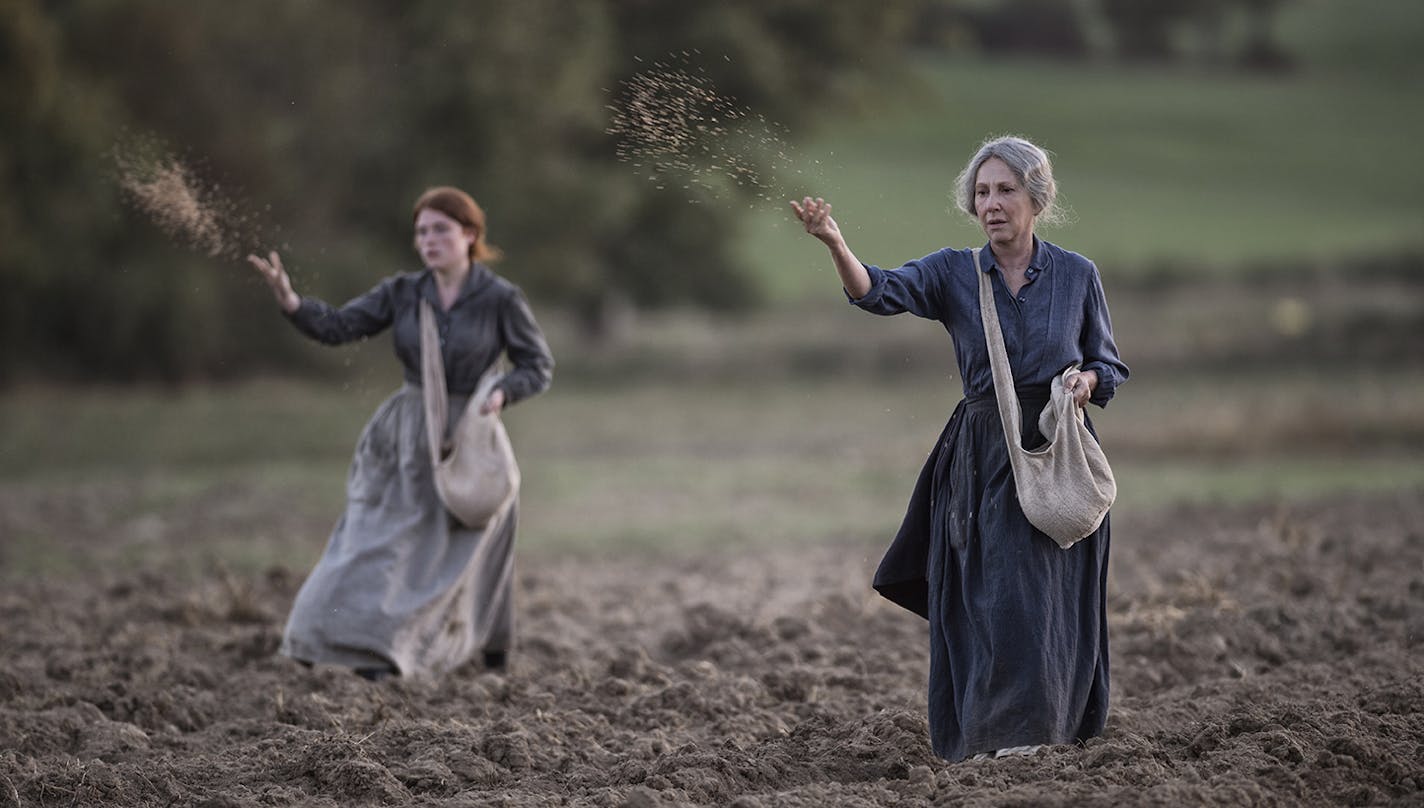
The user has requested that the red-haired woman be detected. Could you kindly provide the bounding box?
[248,186,553,680]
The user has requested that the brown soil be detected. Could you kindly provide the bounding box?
[2,492,1422,807]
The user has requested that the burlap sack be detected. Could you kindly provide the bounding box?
[419,299,519,529]
[974,249,1116,548]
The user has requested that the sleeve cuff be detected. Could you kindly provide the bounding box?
[283,297,313,322]
[844,264,887,308]
[1082,361,1118,407]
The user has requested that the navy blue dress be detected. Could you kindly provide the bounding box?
[851,239,1129,762]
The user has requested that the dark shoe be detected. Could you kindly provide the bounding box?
[354,666,395,682]
[483,650,508,671]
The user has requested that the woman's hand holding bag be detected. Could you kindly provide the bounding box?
[420,300,519,529]
[975,249,1116,548]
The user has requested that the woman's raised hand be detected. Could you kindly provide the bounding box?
[246,250,301,314]
[789,195,870,297]
[790,197,843,246]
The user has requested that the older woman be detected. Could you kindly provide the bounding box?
[791,136,1128,761]
[248,186,553,680]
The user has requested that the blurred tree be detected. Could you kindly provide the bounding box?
[1099,0,1196,61]
[1237,0,1295,72]
[0,0,140,383]
[4,1,920,382]
[1097,0,1296,68]
[908,0,1089,59]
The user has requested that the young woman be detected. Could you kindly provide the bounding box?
[791,136,1128,761]
[248,186,553,680]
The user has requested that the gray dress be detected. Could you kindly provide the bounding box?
[278,264,553,676]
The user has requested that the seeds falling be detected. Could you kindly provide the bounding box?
[606,52,822,207]
[113,138,265,260]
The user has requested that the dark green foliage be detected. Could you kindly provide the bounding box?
[3,0,918,382]
[911,0,1089,58]
[1098,0,1296,68]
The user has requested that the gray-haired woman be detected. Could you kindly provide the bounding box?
[791,136,1129,762]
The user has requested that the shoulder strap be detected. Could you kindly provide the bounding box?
[419,299,449,464]
[974,248,1025,453]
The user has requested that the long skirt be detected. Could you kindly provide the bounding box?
[873,394,1111,762]
[280,383,517,677]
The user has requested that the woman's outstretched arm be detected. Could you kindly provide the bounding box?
[790,197,870,299]
[246,250,394,344]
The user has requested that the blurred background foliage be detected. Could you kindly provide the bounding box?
[2,0,1421,385]
[4,0,922,383]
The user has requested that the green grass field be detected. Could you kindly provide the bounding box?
[741,3,1424,302]
[5,358,1422,580]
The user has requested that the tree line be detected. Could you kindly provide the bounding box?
[2,0,1295,384]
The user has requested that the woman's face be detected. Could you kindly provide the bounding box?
[974,157,1037,248]
[414,207,476,272]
